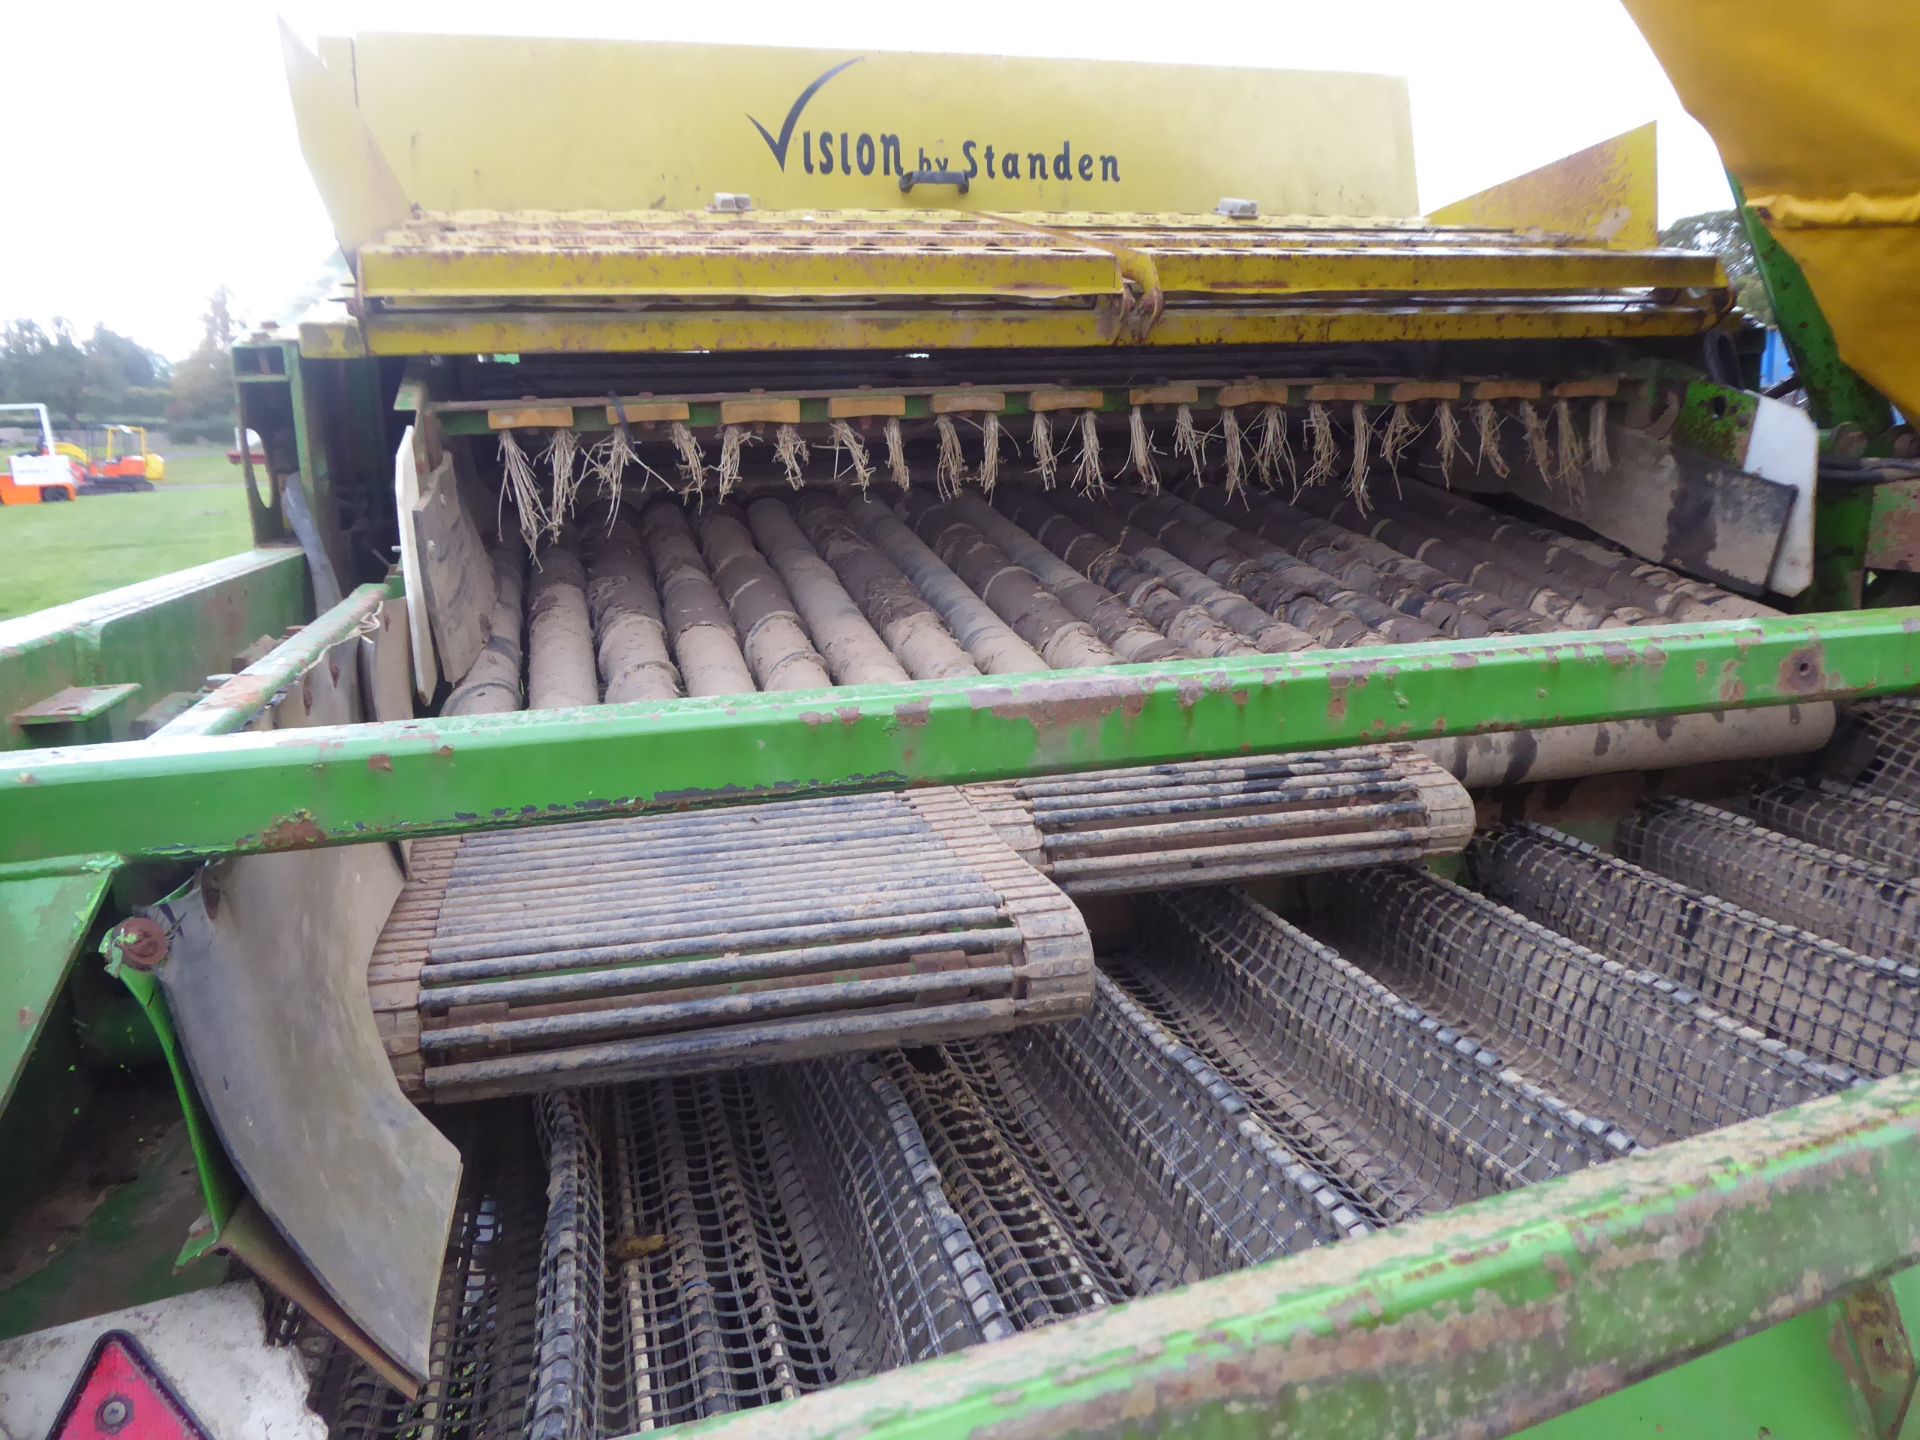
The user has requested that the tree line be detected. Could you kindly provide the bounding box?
[0,289,239,443]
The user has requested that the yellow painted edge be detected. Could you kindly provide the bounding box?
[1552,378,1621,398]
[719,398,803,425]
[1216,381,1289,408]
[1388,381,1463,402]
[1130,384,1201,406]
[1029,389,1106,412]
[931,391,1008,415]
[1468,379,1543,401]
[606,400,692,423]
[1305,382,1377,402]
[489,405,573,429]
[828,395,909,419]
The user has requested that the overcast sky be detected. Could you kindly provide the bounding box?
[4,1,1733,360]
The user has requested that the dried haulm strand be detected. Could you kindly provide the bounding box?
[934,414,969,496]
[828,419,874,491]
[1519,400,1554,480]
[1127,405,1160,491]
[1173,404,1208,479]
[1472,401,1511,477]
[884,416,911,489]
[1030,411,1059,488]
[1588,397,1612,473]
[1221,407,1247,497]
[1304,401,1338,488]
[1073,411,1104,495]
[1435,404,1465,483]
[773,423,810,488]
[542,427,582,536]
[669,422,707,496]
[975,412,1005,494]
[1380,401,1420,472]
[497,429,548,553]
[1553,398,1586,492]
[1254,403,1294,489]
[585,424,656,525]
[1346,401,1373,510]
[715,424,748,499]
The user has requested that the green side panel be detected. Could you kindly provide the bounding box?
[0,859,116,1111]
[0,608,1913,864]
[1524,1296,1877,1440]
[0,549,311,751]
[1733,175,1894,437]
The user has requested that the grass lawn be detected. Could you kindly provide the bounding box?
[155,442,246,487]
[0,484,256,619]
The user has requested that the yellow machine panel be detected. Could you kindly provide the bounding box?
[1624,0,1920,418]
[316,34,1417,221]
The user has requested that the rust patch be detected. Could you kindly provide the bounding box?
[368,753,394,773]
[1778,645,1826,696]
[894,701,933,727]
[260,813,327,850]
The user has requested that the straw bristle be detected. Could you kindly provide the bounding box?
[585,423,662,525]
[1346,402,1373,511]
[935,414,968,497]
[977,412,1005,494]
[1173,404,1207,480]
[884,417,910,489]
[1254,404,1294,490]
[1304,402,1337,487]
[716,424,747,499]
[1072,411,1104,495]
[543,427,581,537]
[828,420,874,492]
[1588,398,1612,473]
[1553,398,1586,499]
[1472,401,1510,477]
[1435,404,1464,484]
[1128,406,1160,491]
[669,422,707,496]
[773,424,809,489]
[1031,411,1059,488]
[497,428,548,553]
[1222,407,1246,497]
[1520,400,1553,479]
[1381,401,1420,472]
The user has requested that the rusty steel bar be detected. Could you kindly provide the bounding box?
[3,607,1917,864]
[155,581,393,739]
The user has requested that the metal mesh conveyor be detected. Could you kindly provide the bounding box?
[1738,777,1920,877]
[291,844,1918,1439]
[1617,797,1920,959]
[1472,824,1911,1079]
[1820,696,1920,803]
[1299,867,1850,1144]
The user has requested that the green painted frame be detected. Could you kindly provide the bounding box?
[0,607,1913,866]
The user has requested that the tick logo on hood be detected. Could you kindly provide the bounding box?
[745,57,1124,188]
[748,57,863,171]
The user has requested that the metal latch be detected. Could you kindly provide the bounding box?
[709,193,753,212]
[900,168,971,195]
[1216,197,1259,219]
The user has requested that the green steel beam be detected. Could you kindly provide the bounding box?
[0,608,1915,865]
[663,1070,1920,1440]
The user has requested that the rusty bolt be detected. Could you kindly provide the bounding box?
[109,916,169,971]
